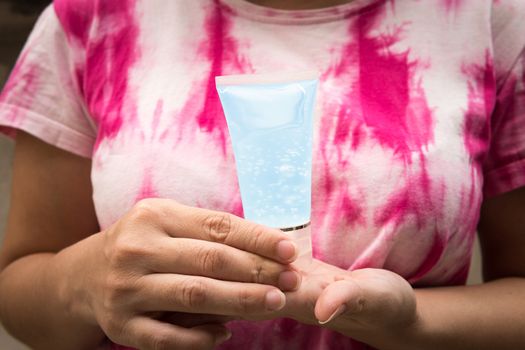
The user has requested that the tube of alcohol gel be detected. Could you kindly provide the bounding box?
[216,71,318,259]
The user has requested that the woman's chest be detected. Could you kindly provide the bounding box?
[87,1,494,283]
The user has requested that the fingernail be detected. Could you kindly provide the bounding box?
[265,289,286,311]
[278,270,301,291]
[318,304,347,325]
[277,240,297,262]
[216,330,232,344]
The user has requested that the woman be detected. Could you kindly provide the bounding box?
[0,0,524,349]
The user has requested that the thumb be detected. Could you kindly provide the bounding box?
[314,276,365,324]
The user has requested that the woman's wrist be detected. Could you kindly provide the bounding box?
[54,232,106,328]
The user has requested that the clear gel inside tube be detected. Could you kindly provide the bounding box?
[216,71,318,258]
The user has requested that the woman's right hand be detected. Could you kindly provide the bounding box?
[60,198,300,350]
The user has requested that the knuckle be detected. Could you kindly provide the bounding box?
[102,274,137,312]
[236,288,259,314]
[247,225,266,253]
[180,279,207,308]
[129,198,160,222]
[150,331,173,350]
[111,239,149,267]
[250,258,265,284]
[203,213,232,243]
[198,246,225,275]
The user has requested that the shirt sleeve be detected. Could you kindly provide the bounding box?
[483,50,525,197]
[0,5,96,158]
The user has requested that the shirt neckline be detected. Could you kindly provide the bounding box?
[219,0,385,25]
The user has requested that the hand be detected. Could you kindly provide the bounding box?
[61,198,301,350]
[314,267,417,336]
[270,259,417,340]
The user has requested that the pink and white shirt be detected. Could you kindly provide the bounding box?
[1,0,525,349]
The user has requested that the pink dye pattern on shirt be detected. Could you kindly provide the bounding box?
[1,0,525,349]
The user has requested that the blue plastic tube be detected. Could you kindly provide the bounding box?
[216,71,318,257]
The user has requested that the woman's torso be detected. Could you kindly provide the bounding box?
[51,0,524,348]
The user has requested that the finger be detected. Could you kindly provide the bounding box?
[119,317,231,350]
[136,198,298,263]
[160,312,237,328]
[138,274,286,316]
[147,238,301,291]
[314,278,365,324]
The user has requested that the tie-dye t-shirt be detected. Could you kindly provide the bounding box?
[1,0,525,349]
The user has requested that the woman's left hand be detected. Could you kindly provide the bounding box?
[273,258,418,339]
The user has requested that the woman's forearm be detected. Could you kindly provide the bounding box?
[0,234,106,350]
[407,278,525,350]
[345,278,525,350]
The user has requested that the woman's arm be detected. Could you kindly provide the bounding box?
[400,186,525,350]
[314,186,525,350]
[0,132,105,349]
